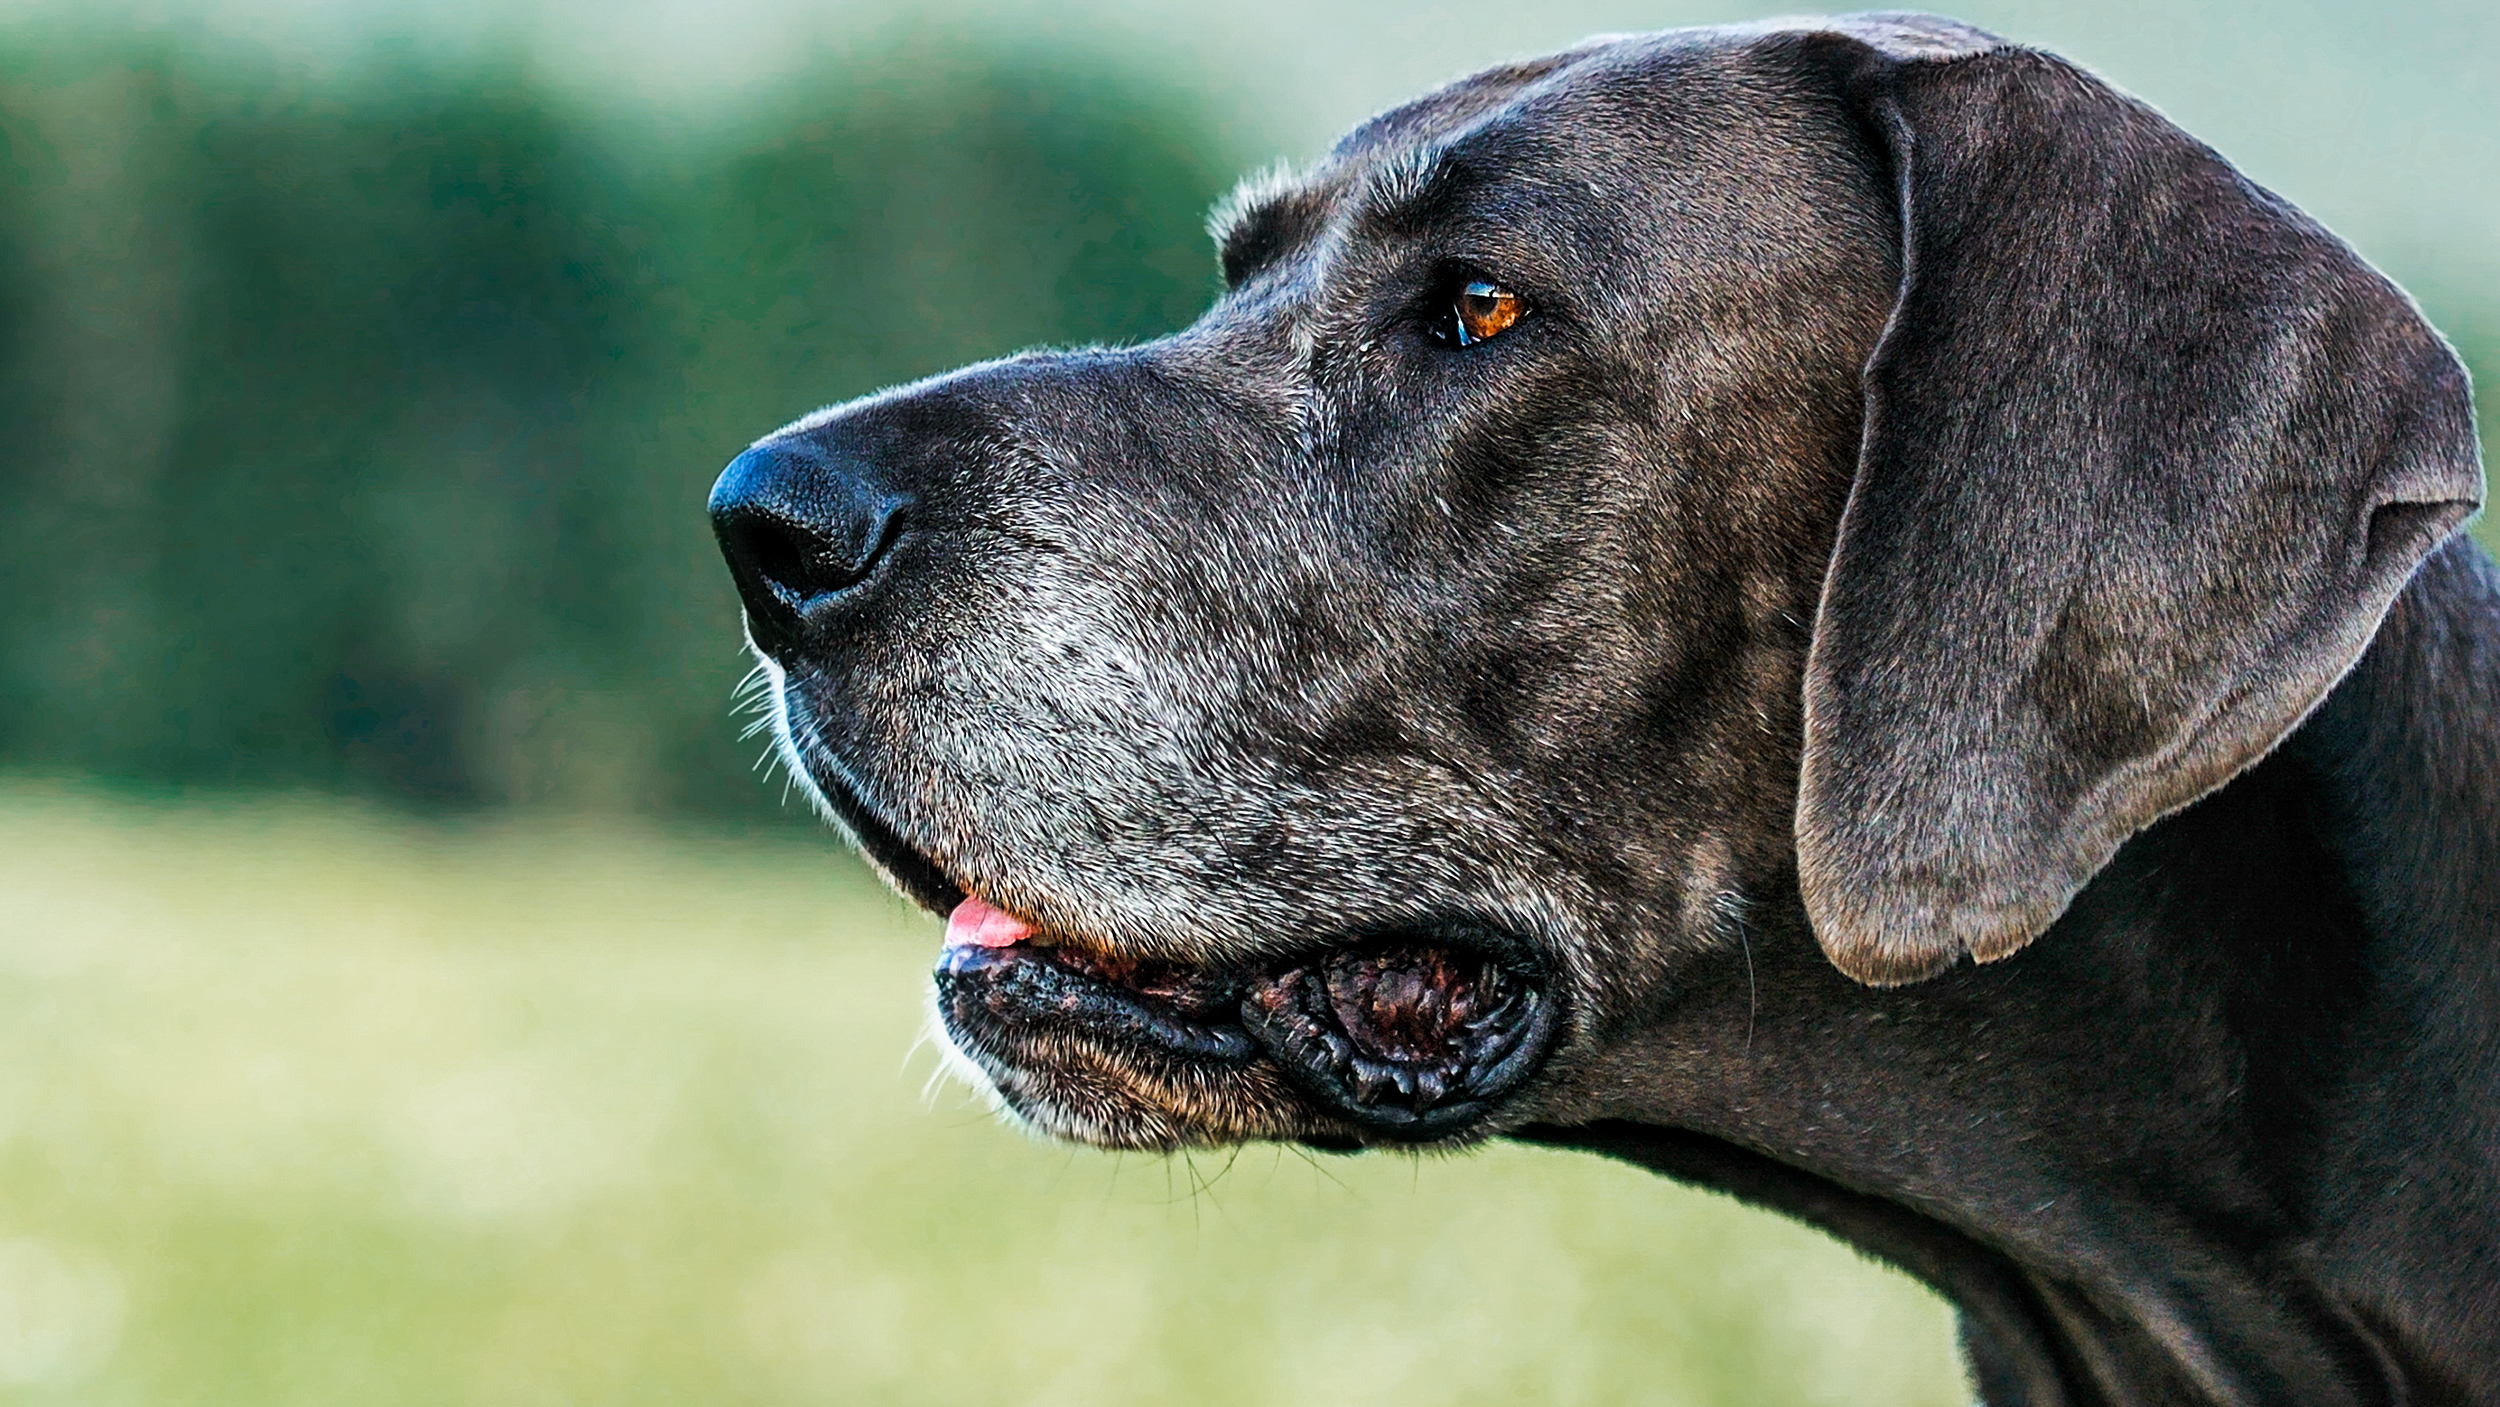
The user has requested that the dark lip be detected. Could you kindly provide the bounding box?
[939,942,1260,1065]
[1242,963,1560,1137]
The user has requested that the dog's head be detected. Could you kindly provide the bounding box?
[708,16,2479,1152]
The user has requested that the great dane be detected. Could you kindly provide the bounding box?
[707,14,2495,1402]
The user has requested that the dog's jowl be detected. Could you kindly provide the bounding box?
[708,15,2495,1405]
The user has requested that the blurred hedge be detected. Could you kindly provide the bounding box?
[0,35,1242,818]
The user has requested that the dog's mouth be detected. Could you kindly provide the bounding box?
[935,896,1561,1145]
[800,753,1562,1147]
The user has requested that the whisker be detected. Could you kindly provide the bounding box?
[1285,1142,1352,1194]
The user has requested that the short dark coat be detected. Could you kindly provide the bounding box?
[709,15,2495,1402]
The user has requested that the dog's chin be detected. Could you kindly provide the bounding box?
[929,923,1564,1153]
[925,986,1355,1152]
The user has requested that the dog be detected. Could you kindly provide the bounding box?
[707,14,2494,1403]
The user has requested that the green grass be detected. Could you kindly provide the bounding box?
[0,781,1968,1405]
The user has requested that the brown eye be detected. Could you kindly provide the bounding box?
[1452,279,1526,345]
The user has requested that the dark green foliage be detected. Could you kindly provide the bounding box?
[0,35,1241,816]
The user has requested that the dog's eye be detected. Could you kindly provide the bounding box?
[1443,279,1527,346]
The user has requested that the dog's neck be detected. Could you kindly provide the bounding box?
[2269,533,2500,1397]
[1527,535,2500,1406]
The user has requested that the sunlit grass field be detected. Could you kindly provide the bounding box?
[0,780,1968,1405]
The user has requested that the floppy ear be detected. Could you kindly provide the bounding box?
[1786,19,2484,985]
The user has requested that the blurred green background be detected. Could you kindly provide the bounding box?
[0,0,2489,1401]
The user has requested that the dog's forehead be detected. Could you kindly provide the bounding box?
[1213,24,1880,284]
[1333,26,1773,158]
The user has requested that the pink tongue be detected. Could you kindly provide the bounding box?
[946,895,1034,949]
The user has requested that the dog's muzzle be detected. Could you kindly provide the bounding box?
[703,367,1567,1149]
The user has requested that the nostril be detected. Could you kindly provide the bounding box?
[708,442,911,652]
[751,527,806,613]
[720,500,905,613]
[730,509,816,614]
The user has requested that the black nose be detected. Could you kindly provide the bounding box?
[708,439,910,656]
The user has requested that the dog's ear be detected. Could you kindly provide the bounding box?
[1781,19,2483,985]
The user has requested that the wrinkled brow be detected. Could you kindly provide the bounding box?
[1211,145,1484,287]
[1350,145,1467,238]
